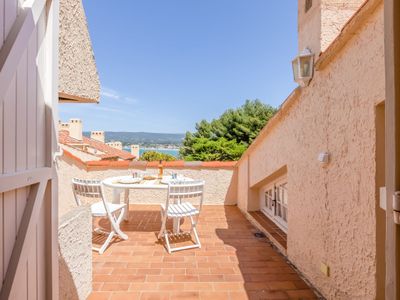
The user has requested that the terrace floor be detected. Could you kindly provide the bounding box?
[88,205,317,300]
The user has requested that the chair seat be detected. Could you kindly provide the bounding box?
[91,201,125,217]
[161,202,199,218]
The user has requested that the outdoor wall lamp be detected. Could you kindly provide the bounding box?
[292,48,314,87]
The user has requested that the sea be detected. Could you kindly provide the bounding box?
[123,147,180,158]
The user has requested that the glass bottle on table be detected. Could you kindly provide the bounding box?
[158,160,164,179]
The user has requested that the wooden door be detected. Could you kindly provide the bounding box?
[0,0,59,299]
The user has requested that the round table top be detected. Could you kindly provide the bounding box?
[102,175,194,190]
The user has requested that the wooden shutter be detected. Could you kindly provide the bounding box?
[0,0,59,299]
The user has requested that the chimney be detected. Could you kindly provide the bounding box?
[298,0,365,56]
[68,118,83,140]
[58,120,70,132]
[106,141,122,150]
[91,131,105,143]
[130,145,140,160]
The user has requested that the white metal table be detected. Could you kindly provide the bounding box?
[102,175,193,233]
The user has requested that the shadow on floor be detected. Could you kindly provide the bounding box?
[215,206,318,299]
[90,205,318,300]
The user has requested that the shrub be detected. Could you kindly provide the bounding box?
[139,151,177,162]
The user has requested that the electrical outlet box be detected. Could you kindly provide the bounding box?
[320,263,330,277]
[318,152,330,164]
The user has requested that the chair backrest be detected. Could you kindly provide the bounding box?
[72,178,103,206]
[166,180,205,212]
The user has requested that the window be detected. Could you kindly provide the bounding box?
[260,178,288,232]
[305,0,312,13]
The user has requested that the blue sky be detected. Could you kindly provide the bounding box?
[59,1,298,133]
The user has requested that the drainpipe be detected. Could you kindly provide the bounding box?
[384,0,400,299]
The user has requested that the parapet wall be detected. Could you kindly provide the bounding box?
[59,206,92,300]
[58,150,238,218]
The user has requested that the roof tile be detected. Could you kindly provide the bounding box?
[59,130,134,161]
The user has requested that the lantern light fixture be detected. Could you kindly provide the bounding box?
[292,48,314,87]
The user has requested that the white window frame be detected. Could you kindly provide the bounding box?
[259,176,288,233]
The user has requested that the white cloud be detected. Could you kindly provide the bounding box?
[100,86,138,104]
[100,87,120,99]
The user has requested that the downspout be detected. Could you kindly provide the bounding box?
[384,0,400,299]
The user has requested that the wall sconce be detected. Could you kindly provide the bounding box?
[292,48,314,87]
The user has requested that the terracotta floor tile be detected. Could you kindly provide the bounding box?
[146,275,173,282]
[286,289,317,299]
[161,268,186,275]
[101,283,131,292]
[198,274,224,282]
[229,291,249,300]
[93,282,104,291]
[89,205,315,300]
[267,281,298,290]
[158,283,183,291]
[247,290,289,299]
[186,268,210,275]
[212,282,244,291]
[170,291,199,300]
[111,268,138,275]
[140,291,170,300]
[199,291,230,300]
[137,268,162,275]
[87,292,111,300]
[183,282,213,291]
[110,292,141,300]
[129,283,159,291]
[173,275,199,282]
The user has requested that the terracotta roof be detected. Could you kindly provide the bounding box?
[59,130,135,161]
[62,149,236,171]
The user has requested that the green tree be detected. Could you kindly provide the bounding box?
[139,151,177,162]
[180,100,277,161]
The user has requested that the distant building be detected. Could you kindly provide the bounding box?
[106,141,123,150]
[130,145,140,160]
[58,119,135,161]
[90,131,105,143]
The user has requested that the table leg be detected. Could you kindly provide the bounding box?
[123,189,129,221]
[112,188,122,204]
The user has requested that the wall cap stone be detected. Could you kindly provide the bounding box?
[62,149,236,171]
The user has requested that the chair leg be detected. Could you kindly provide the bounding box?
[112,208,128,240]
[98,231,115,254]
[158,215,167,239]
[164,229,172,254]
[163,216,201,254]
[190,216,201,249]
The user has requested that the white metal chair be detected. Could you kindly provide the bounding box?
[72,178,128,254]
[158,180,205,253]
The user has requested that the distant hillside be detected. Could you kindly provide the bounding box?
[83,131,185,146]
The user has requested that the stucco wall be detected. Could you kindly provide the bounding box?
[59,0,100,102]
[57,155,237,218]
[237,3,384,299]
[298,0,365,55]
[59,206,92,300]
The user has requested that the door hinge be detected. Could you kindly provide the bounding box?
[393,191,400,224]
[53,147,63,163]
